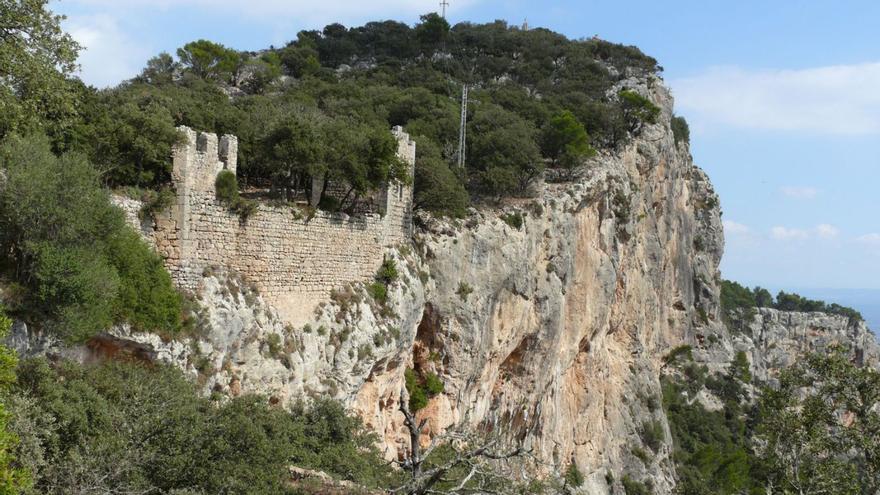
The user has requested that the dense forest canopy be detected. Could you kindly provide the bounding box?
[19,13,666,216]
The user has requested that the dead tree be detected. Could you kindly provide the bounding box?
[392,388,529,495]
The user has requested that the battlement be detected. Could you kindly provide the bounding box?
[173,126,238,193]
[140,125,414,325]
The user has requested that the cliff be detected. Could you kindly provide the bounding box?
[8,74,878,493]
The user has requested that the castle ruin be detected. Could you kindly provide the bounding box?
[123,125,415,324]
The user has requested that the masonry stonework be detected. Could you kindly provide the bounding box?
[139,125,415,324]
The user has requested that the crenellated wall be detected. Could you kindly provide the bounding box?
[133,125,415,324]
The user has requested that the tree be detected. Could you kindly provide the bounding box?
[467,105,542,197]
[618,90,660,134]
[415,13,450,49]
[137,52,178,85]
[412,136,468,217]
[757,348,880,495]
[176,39,241,82]
[0,134,182,340]
[393,384,529,495]
[260,110,327,200]
[541,110,596,175]
[9,358,391,493]
[0,0,81,139]
[753,287,773,308]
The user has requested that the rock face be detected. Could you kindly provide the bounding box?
[9,74,878,494]
[735,308,879,383]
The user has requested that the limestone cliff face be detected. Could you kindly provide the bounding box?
[365,77,725,493]
[14,75,879,493]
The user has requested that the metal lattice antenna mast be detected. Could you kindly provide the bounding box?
[440,0,449,19]
[457,84,468,169]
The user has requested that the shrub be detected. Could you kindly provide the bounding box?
[138,187,176,220]
[376,258,398,284]
[663,345,693,365]
[563,462,584,488]
[10,359,391,493]
[424,372,444,395]
[671,115,690,145]
[404,368,444,412]
[501,212,524,230]
[640,420,665,452]
[214,170,239,204]
[456,282,473,301]
[621,475,651,495]
[367,282,388,305]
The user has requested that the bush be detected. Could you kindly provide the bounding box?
[671,115,690,145]
[501,212,524,230]
[564,462,585,488]
[10,359,391,493]
[640,420,665,452]
[404,368,444,412]
[215,170,240,204]
[0,134,182,340]
[367,282,388,305]
[622,475,651,495]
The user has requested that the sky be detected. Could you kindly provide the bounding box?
[52,0,880,291]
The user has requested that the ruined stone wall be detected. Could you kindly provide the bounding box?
[140,125,415,324]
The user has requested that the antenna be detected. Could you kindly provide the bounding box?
[457,84,468,169]
[440,0,449,19]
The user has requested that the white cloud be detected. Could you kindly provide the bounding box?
[671,62,880,134]
[770,224,840,241]
[65,14,152,88]
[723,220,750,235]
[815,224,839,239]
[771,226,810,241]
[780,186,819,199]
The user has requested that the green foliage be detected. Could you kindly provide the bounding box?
[176,39,241,82]
[468,105,543,197]
[136,187,176,220]
[501,212,524,230]
[563,462,584,488]
[662,355,758,495]
[640,420,665,452]
[376,258,398,284]
[0,0,81,141]
[0,135,182,340]
[622,475,652,495]
[412,136,468,217]
[367,282,388,305]
[0,306,30,492]
[215,170,240,203]
[721,280,864,331]
[663,345,693,366]
[542,110,596,172]
[720,280,757,334]
[671,115,690,145]
[456,282,473,301]
[424,372,444,395]
[756,348,880,495]
[10,359,391,493]
[404,368,444,412]
[618,90,661,134]
[404,368,428,412]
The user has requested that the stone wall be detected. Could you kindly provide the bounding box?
[135,125,415,324]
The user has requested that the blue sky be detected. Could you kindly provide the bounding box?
[54,0,880,290]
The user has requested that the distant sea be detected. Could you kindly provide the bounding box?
[790,288,880,335]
